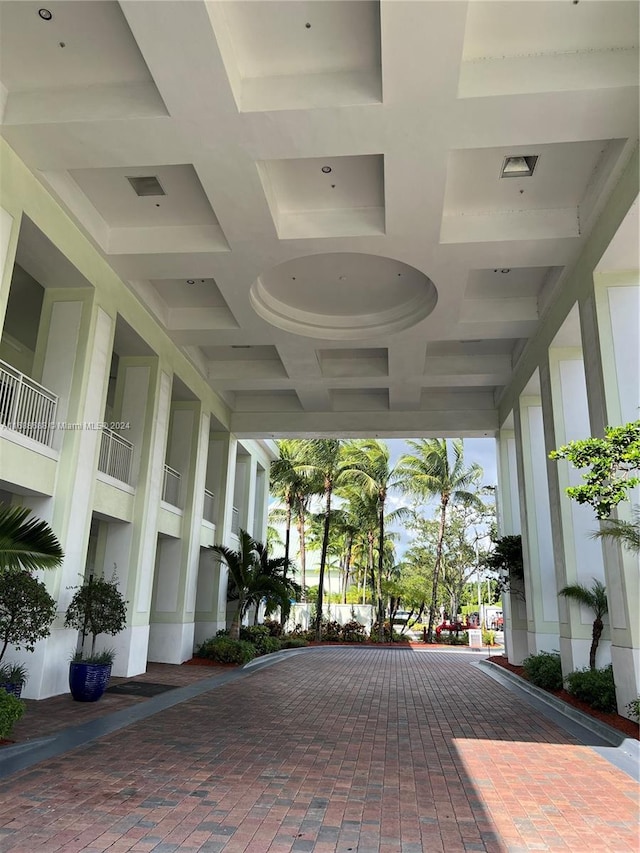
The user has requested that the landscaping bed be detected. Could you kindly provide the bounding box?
[489,654,639,740]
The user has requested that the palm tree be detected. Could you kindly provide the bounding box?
[270,440,305,583]
[0,504,64,572]
[210,530,294,639]
[253,539,301,624]
[591,507,640,553]
[397,439,483,643]
[343,440,408,641]
[294,439,361,640]
[559,578,608,670]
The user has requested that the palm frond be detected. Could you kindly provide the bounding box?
[0,504,64,572]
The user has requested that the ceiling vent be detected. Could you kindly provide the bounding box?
[501,155,538,178]
[126,175,166,197]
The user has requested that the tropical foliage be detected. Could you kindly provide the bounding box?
[0,504,63,676]
[549,421,640,519]
[0,504,64,573]
[558,579,608,670]
[210,530,300,639]
[396,439,483,642]
[268,438,494,643]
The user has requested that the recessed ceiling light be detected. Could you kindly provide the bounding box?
[501,155,538,178]
[126,175,166,197]
[321,166,332,174]
[38,8,52,20]
[338,275,346,281]
[305,22,311,29]
[500,269,511,274]
[187,279,195,285]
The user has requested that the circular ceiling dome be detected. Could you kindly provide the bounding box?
[250,253,438,340]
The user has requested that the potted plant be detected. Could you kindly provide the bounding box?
[0,663,28,699]
[64,570,127,702]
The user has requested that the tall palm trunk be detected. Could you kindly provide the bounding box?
[590,617,603,670]
[283,499,292,583]
[377,496,385,642]
[342,532,353,603]
[315,481,333,640]
[297,506,307,595]
[367,530,375,609]
[229,594,244,639]
[426,495,448,643]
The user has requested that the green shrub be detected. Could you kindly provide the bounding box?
[341,620,366,643]
[197,636,256,664]
[522,651,563,691]
[262,619,284,637]
[482,629,496,646]
[626,697,640,721]
[321,620,342,641]
[0,689,24,739]
[281,637,309,649]
[448,633,470,646]
[565,665,617,712]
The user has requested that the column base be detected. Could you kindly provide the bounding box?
[147,621,195,664]
[611,644,640,720]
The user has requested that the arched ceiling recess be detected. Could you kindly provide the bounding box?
[251,253,438,340]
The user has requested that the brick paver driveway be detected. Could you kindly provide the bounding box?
[0,648,637,853]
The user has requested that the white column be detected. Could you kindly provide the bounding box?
[106,360,171,677]
[148,404,210,663]
[544,348,608,673]
[24,304,115,698]
[580,273,640,714]
[515,394,560,655]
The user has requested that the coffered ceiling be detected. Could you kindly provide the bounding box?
[0,0,638,438]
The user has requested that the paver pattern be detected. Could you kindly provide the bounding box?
[0,648,638,853]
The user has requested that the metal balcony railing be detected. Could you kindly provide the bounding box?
[98,428,133,484]
[203,488,215,523]
[0,359,58,447]
[231,506,240,536]
[162,464,182,507]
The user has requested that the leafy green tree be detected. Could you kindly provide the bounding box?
[558,579,608,670]
[64,573,128,660]
[0,504,63,572]
[0,569,57,662]
[549,421,640,519]
[397,439,483,642]
[485,534,524,599]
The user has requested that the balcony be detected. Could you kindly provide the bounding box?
[0,359,58,447]
[98,428,133,484]
[162,464,182,507]
[203,488,215,524]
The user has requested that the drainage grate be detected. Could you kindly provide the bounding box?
[105,681,178,697]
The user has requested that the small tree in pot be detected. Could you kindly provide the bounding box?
[64,569,127,702]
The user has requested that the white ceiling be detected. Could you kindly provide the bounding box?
[0,0,637,438]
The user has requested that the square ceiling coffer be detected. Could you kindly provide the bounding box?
[127,175,166,197]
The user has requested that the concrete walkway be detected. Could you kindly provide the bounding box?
[0,648,638,853]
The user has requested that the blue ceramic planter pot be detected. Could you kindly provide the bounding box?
[0,682,23,699]
[69,661,112,702]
